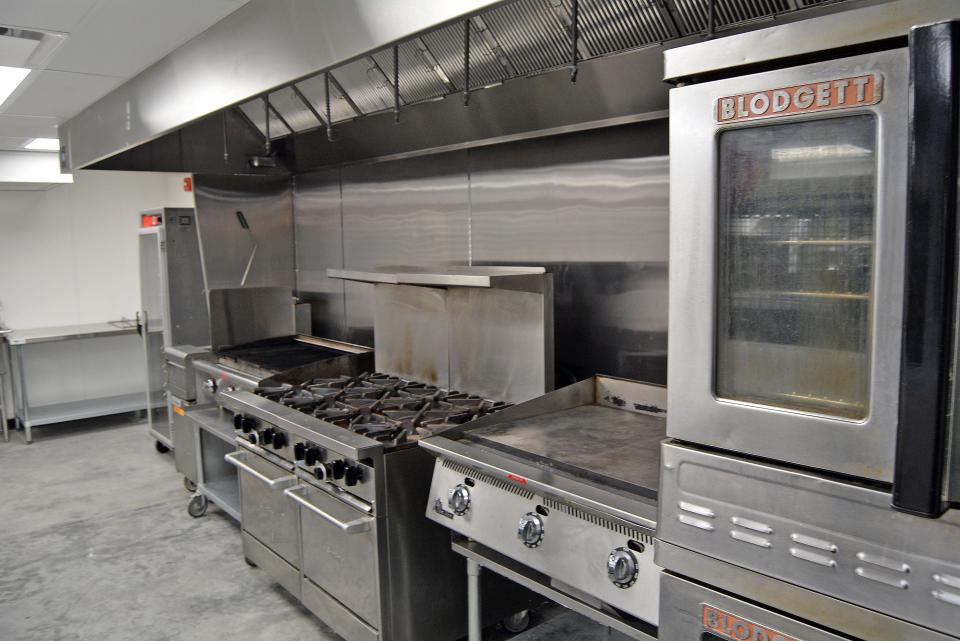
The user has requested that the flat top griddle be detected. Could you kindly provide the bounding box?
[457,381,666,500]
[217,337,346,374]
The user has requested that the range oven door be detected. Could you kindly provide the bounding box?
[285,482,380,638]
[225,450,300,587]
[669,48,909,483]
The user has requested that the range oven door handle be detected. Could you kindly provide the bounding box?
[283,486,373,534]
[894,19,960,518]
[224,451,297,490]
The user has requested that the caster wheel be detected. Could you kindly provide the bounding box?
[503,610,531,634]
[244,557,257,568]
[187,495,208,518]
[183,477,198,493]
[155,441,170,454]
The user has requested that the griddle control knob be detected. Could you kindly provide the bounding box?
[202,378,217,394]
[448,485,471,516]
[607,548,639,589]
[518,513,544,548]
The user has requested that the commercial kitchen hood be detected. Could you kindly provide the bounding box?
[61,0,885,173]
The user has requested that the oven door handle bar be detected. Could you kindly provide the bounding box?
[284,486,373,534]
[224,451,297,490]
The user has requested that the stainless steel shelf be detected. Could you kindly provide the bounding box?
[20,392,155,428]
[328,266,547,289]
[4,322,139,345]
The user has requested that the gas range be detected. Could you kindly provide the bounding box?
[252,372,512,451]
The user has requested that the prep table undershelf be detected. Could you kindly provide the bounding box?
[19,392,162,427]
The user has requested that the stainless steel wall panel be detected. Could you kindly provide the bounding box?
[194,175,296,292]
[469,123,669,384]
[293,169,346,340]
[339,153,470,345]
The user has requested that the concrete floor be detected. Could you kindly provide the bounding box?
[0,416,620,641]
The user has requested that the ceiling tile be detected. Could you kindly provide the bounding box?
[3,69,123,119]
[0,113,59,138]
[0,0,100,32]
[47,0,251,78]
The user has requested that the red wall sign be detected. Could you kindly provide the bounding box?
[716,74,881,123]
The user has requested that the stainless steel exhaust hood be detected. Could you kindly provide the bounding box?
[58,0,505,170]
[61,0,875,172]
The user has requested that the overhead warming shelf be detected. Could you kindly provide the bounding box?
[328,266,548,289]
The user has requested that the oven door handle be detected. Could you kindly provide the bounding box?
[224,451,297,490]
[283,486,373,534]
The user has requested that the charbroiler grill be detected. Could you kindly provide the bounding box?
[219,267,554,641]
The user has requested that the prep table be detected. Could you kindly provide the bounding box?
[4,321,159,443]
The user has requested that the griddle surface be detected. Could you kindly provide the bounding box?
[218,337,345,373]
[467,404,665,495]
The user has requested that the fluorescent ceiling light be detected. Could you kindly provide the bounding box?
[24,137,59,151]
[0,65,29,106]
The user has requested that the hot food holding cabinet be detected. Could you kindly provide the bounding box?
[661,4,960,640]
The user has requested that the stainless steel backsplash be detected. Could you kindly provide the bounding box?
[294,121,669,385]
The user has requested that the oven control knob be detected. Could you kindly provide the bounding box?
[518,513,544,548]
[247,432,258,445]
[304,446,325,466]
[293,443,306,461]
[314,464,330,481]
[233,414,244,430]
[260,428,275,444]
[344,464,363,487]
[202,378,217,394]
[331,460,346,480]
[241,416,259,433]
[448,485,471,516]
[607,548,639,589]
[272,432,287,450]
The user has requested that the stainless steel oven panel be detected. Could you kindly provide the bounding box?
[301,577,378,641]
[660,572,853,641]
[668,49,909,482]
[227,451,300,567]
[170,397,198,484]
[289,482,380,629]
[426,458,660,625]
[242,531,301,599]
[659,442,960,637]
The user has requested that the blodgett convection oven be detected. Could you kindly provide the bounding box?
[661,2,960,640]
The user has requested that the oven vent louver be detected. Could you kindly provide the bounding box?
[542,497,655,543]
[442,459,536,500]
[237,0,857,141]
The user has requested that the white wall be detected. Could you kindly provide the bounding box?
[0,170,194,329]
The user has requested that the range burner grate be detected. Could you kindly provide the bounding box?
[256,372,510,447]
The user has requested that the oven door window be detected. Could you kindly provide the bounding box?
[716,115,877,420]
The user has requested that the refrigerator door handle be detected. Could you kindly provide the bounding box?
[893,20,960,517]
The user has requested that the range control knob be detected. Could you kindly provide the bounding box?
[447,484,471,516]
[344,464,363,487]
[202,378,217,394]
[247,432,258,445]
[241,416,259,433]
[260,428,275,445]
[304,446,325,466]
[293,443,306,461]
[331,460,346,480]
[607,548,639,589]
[314,464,330,481]
[272,431,287,450]
[517,513,545,548]
[233,414,244,430]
